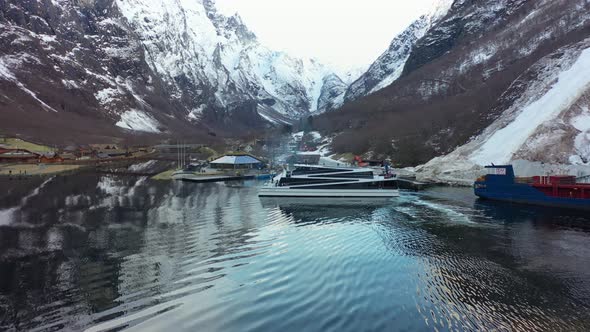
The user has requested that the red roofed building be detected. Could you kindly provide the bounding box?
[39,153,64,163]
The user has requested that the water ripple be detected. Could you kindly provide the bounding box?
[2,180,590,331]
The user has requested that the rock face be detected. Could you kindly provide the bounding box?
[317,74,348,114]
[343,17,430,103]
[0,0,175,143]
[0,0,345,143]
[316,0,590,167]
[344,0,454,102]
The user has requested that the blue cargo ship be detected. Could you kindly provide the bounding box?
[474,165,590,210]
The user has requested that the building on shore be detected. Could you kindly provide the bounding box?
[102,149,128,158]
[60,153,77,161]
[88,144,132,158]
[210,154,265,169]
[90,144,120,150]
[0,149,40,163]
[39,153,64,164]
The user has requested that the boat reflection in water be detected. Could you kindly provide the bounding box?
[1,177,590,331]
[259,197,393,227]
[260,196,394,208]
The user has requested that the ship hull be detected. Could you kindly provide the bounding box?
[259,187,400,198]
[475,183,590,211]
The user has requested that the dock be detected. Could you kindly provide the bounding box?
[395,177,431,190]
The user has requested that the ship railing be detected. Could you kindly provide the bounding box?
[515,177,534,184]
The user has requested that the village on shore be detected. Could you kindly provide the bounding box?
[0,131,334,181]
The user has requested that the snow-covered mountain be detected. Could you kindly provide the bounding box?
[344,0,454,102]
[117,0,346,123]
[315,0,590,169]
[0,0,345,143]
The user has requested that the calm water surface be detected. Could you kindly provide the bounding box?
[1,174,590,331]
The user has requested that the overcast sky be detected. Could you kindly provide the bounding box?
[216,0,436,70]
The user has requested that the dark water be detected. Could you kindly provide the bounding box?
[1,174,590,331]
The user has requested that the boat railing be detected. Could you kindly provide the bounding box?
[515,177,534,184]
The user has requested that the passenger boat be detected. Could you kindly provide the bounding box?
[258,165,399,198]
[474,165,590,210]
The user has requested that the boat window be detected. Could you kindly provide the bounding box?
[295,181,397,190]
[278,178,357,186]
[486,168,507,175]
[310,172,374,179]
[291,167,351,175]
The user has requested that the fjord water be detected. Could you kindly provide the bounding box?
[1,175,590,331]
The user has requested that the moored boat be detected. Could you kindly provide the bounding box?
[259,165,399,198]
[474,165,590,210]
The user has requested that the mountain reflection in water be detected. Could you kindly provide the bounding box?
[0,176,589,331]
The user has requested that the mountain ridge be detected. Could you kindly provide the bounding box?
[343,0,454,103]
[0,0,346,143]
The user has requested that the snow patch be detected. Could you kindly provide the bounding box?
[291,131,304,140]
[368,55,409,94]
[62,79,80,89]
[428,0,455,20]
[470,47,590,165]
[0,58,15,80]
[571,111,590,164]
[95,87,120,104]
[85,68,116,86]
[38,34,57,43]
[188,105,206,121]
[308,131,322,140]
[104,45,136,59]
[571,112,590,132]
[258,110,279,124]
[116,110,161,133]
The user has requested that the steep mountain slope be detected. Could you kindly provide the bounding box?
[417,39,590,183]
[316,0,590,166]
[0,0,344,144]
[343,17,430,103]
[0,0,179,144]
[344,0,454,102]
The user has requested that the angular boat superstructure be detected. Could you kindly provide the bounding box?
[259,165,399,198]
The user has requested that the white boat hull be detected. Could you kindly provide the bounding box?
[258,187,399,198]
